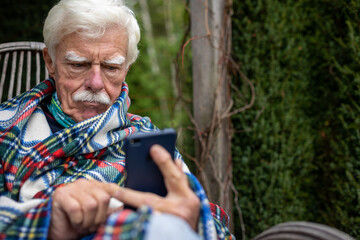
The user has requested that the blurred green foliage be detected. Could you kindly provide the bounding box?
[125,1,192,130]
[232,0,360,238]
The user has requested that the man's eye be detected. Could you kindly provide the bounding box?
[105,65,119,71]
[71,63,86,68]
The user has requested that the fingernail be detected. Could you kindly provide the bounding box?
[150,145,161,156]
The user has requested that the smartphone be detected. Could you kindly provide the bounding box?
[124,128,177,198]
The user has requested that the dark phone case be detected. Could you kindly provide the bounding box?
[124,129,177,198]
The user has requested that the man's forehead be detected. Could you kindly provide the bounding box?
[56,29,128,60]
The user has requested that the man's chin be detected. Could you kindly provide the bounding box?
[82,111,103,121]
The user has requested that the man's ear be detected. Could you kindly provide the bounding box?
[43,48,55,77]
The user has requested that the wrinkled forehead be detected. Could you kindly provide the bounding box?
[55,28,129,61]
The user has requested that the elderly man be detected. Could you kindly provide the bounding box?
[0,0,233,239]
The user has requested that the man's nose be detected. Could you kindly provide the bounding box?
[85,65,104,92]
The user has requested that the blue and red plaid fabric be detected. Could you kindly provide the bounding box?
[0,79,234,239]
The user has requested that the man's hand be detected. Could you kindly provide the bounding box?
[116,145,200,230]
[48,179,121,239]
[48,145,200,239]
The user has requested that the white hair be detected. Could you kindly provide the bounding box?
[43,0,140,68]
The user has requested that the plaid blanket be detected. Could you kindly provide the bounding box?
[0,79,234,239]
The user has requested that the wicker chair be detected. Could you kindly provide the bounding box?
[0,41,48,102]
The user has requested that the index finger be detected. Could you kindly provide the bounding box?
[91,181,122,196]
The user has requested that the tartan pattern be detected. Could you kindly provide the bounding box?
[94,207,152,240]
[0,79,234,239]
[0,198,51,240]
[210,203,234,240]
[210,203,230,228]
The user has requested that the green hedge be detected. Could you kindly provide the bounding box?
[232,0,360,238]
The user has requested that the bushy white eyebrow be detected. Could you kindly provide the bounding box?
[104,55,125,65]
[65,51,89,62]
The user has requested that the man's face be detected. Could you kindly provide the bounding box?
[44,27,129,122]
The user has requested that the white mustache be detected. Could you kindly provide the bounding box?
[72,90,111,105]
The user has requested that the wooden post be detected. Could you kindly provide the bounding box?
[190,0,233,216]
